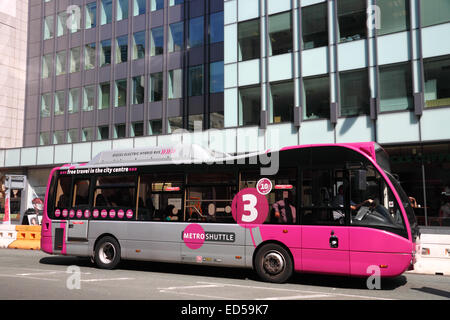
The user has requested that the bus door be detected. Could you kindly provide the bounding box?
[181,172,245,267]
[300,168,350,275]
[348,165,412,277]
[67,178,91,243]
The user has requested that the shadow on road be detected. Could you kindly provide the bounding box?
[411,287,450,299]
[40,256,407,291]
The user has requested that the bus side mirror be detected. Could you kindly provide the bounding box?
[355,170,367,191]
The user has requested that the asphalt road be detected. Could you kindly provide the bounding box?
[0,249,448,302]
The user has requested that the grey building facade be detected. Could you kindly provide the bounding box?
[24,0,224,147]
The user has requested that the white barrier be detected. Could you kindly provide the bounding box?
[410,233,450,276]
[0,225,17,249]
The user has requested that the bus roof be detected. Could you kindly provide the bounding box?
[59,142,378,170]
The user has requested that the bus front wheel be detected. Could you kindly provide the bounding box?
[94,236,121,270]
[254,243,293,283]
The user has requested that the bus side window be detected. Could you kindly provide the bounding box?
[55,176,72,209]
[240,168,297,225]
[301,169,346,225]
[139,173,183,221]
[73,179,90,207]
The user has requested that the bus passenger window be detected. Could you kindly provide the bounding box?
[55,176,71,209]
[240,168,297,225]
[93,175,136,211]
[73,179,90,207]
[301,169,346,225]
[185,171,237,223]
[139,173,183,221]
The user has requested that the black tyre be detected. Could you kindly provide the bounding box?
[94,236,121,269]
[254,243,293,283]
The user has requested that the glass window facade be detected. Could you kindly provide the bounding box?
[57,11,67,37]
[114,124,126,138]
[303,75,330,120]
[85,43,96,70]
[337,0,367,43]
[98,82,111,110]
[54,90,65,116]
[116,35,128,64]
[379,63,413,112]
[210,12,224,44]
[210,61,224,93]
[67,129,79,143]
[170,0,183,6]
[424,55,450,108]
[41,93,52,118]
[40,132,50,146]
[56,51,66,76]
[151,27,164,56]
[270,81,294,123]
[421,0,450,27]
[101,0,113,25]
[100,40,112,66]
[238,19,260,61]
[188,114,203,132]
[116,0,129,21]
[168,69,182,99]
[131,122,144,137]
[149,72,163,102]
[169,22,184,52]
[149,119,162,135]
[133,76,145,105]
[340,69,370,117]
[189,16,204,48]
[86,2,97,29]
[377,0,410,36]
[188,65,204,97]
[83,85,95,111]
[239,85,260,126]
[115,79,128,107]
[302,3,328,49]
[168,117,183,133]
[70,47,81,73]
[151,0,164,11]
[53,130,65,144]
[42,54,52,79]
[133,31,146,60]
[43,16,54,40]
[134,0,146,16]
[82,127,94,141]
[68,88,80,114]
[98,126,109,140]
[268,12,293,56]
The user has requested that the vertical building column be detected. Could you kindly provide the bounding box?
[368,0,379,123]
[410,0,424,117]
[260,0,268,129]
[293,0,302,127]
[328,0,339,125]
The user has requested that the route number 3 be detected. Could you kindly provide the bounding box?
[232,188,269,228]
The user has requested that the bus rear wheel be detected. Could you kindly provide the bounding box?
[94,236,121,270]
[255,243,293,283]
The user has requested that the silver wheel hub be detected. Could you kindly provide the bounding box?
[263,251,285,275]
[99,242,116,265]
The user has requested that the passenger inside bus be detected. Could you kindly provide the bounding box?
[56,177,71,208]
[271,191,296,224]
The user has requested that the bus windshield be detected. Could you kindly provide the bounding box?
[384,170,419,236]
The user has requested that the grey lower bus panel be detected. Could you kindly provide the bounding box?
[80,221,251,268]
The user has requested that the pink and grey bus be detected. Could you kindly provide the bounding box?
[41,142,419,283]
